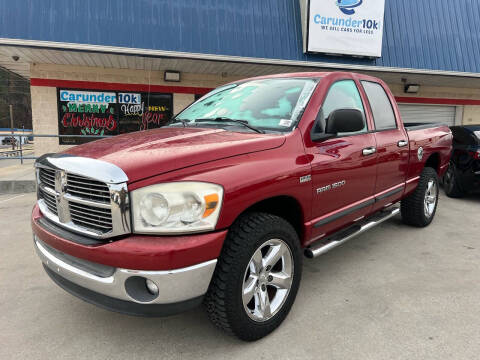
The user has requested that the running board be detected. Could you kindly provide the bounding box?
[304,207,400,258]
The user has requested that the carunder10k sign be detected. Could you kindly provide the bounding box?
[307,0,385,57]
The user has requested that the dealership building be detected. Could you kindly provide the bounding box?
[1,0,480,156]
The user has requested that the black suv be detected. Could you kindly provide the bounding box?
[444,125,480,197]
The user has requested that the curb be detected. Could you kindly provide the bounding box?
[0,180,36,194]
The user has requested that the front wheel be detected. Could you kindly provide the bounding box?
[204,212,302,341]
[401,167,439,227]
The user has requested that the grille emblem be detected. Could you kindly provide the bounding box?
[54,170,71,223]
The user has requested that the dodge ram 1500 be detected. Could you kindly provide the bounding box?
[32,72,452,341]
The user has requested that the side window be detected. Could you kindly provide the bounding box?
[361,81,397,131]
[319,80,367,135]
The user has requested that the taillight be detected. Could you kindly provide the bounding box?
[469,150,480,159]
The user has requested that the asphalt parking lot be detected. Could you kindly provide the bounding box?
[1,192,479,360]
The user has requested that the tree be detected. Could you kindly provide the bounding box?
[0,67,32,129]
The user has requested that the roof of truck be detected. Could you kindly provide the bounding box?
[227,71,381,85]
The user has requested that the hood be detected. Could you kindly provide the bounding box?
[64,127,286,183]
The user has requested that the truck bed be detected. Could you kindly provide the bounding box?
[404,122,450,131]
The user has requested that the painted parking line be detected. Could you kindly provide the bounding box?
[0,194,27,203]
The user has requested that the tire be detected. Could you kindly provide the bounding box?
[443,162,464,198]
[401,167,439,227]
[204,212,302,341]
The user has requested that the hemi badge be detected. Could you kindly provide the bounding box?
[300,175,311,183]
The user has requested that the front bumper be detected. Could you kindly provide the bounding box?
[35,236,216,303]
[42,264,205,317]
[31,204,227,316]
[31,204,226,270]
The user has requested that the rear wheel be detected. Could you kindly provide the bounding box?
[443,162,464,198]
[204,212,302,341]
[401,167,439,227]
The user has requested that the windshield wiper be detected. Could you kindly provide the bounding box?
[167,118,189,127]
[195,117,265,134]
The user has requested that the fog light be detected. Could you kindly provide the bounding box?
[146,279,159,295]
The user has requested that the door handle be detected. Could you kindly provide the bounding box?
[397,140,408,147]
[362,147,376,156]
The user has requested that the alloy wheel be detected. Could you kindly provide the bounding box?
[424,179,438,217]
[242,239,294,322]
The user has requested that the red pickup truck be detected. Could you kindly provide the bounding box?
[32,72,452,341]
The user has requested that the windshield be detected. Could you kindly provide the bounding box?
[172,78,318,132]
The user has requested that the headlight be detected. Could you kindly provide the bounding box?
[131,182,223,234]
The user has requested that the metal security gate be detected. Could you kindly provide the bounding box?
[398,104,456,126]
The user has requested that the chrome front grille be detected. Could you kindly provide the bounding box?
[39,187,58,215]
[67,174,111,204]
[69,202,113,233]
[35,154,130,239]
[39,168,56,189]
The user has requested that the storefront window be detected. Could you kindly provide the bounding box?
[118,92,172,134]
[57,89,172,145]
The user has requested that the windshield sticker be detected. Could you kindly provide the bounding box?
[279,119,293,127]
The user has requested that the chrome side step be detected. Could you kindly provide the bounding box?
[304,207,400,258]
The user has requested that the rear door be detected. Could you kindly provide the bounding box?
[305,79,377,240]
[360,81,409,209]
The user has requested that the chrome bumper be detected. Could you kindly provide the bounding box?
[34,237,217,305]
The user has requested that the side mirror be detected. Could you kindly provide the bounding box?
[325,108,365,134]
[310,108,366,142]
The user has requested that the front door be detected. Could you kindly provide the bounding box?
[305,79,378,241]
